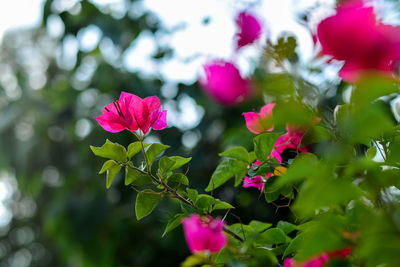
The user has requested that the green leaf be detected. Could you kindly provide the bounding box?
[90,139,127,162]
[168,173,189,185]
[269,154,319,191]
[254,133,281,161]
[106,162,121,189]
[186,188,198,203]
[125,166,141,186]
[261,228,290,244]
[234,168,248,187]
[351,75,399,106]
[301,126,333,146]
[162,213,184,237]
[366,146,377,159]
[99,160,117,174]
[158,156,176,175]
[146,143,170,167]
[205,159,248,191]
[293,175,361,218]
[277,221,298,235]
[131,174,152,186]
[249,220,272,232]
[168,156,192,171]
[284,234,302,257]
[219,146,250,163]
[127,141,150,158]
[196,194,216,210]
[135,189,162,220]
[212,199,234,211]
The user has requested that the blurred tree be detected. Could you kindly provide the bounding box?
[0,0,285,266]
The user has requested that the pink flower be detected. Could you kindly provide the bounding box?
[283,247,352,267]
[270,129,308,162]
[243,104,275,134]
[235,11,262,49]
[182,214,227,254]
[317,0,400,82]
[200,60,251,106]
[95,92,167,135]
[243,160,272,191]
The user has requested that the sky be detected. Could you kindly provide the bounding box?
[0,0,336,84]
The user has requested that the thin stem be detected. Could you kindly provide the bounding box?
[125,138,245,243]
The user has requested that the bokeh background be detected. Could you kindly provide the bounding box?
[1,0,400,266]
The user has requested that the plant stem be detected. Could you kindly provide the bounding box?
[126,138,246,243]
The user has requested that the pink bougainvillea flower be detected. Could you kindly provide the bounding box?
[283,247,352,267]
[270,129,308,162]
[182,214,227,254]
[243,104,275,134]
[235,11,262,49]
[243,160,271,191]
[200,60,251,106]
[95,92,167,135]
[317,0,400,82]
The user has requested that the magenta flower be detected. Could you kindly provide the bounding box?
[283,247,352,267]
[200,60,251,106]
[270,129,308,163]
[235,11,262,49]
[95,92,167,135]
[243,160,272,191]
[182,214,227,254]
[243,104,275,134]
[317,0,400,82]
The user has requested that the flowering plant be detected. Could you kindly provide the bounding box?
[90,1,400,266]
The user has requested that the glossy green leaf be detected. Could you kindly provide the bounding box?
[301,125,333,146]
[186,188,198,203]
[212,199,234,211]
[168,156,192,171]
[106,162,121,189]
[99,159,117,174]
[168,173,189,185]
[162,213,184,237]
[249,220,272,232]
[261,228,290,245]
[125,166,141,186]
[131,174,153,187]
[146,143,170,167]
[277,221,298,235]
[254,133,281,161]
[269,154,319,191]
[90,139,127,162]
[219,146,250,163]
[158,156,176,175]
[205,159,248,192]
[127,141,150,158]
[196,194,216,210]
[135,189,162,220]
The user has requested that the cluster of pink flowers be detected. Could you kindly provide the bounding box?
[200,11,262,105]
[182,214,227,254]
[242,104,310,191]
[95,92,167,135]
[317,0,400,82]
[284,247,352,267]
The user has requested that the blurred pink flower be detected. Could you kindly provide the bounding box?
[95,92,167,135]
[200,60,251,105]
[270,129,308,162]
[235,11,262,49]
[243,160,272,191]
[182,214,227,254]
[243,104,275,134]
[283,247,352,267]
[317,0,400,82]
